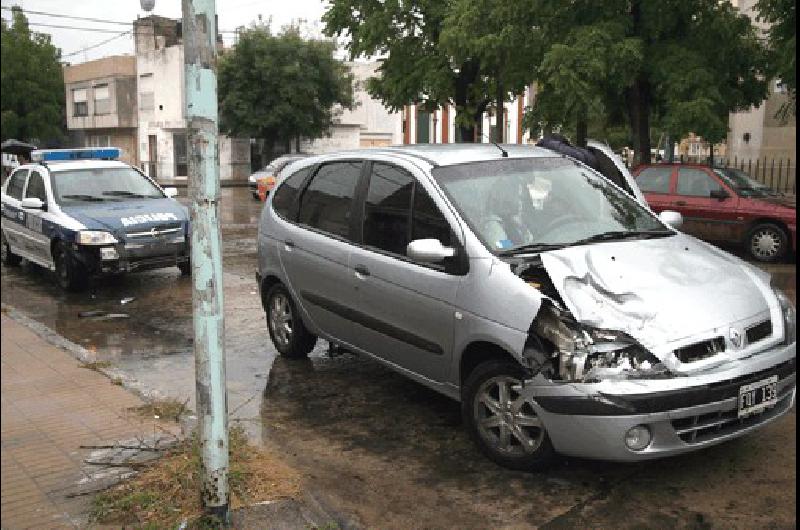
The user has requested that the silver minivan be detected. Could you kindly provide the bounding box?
[256,143,796,470]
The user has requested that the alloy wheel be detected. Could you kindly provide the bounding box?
[269,292,293,349]
[473,376,545,456]
[750,227,782,260]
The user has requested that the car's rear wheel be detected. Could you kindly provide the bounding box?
[52,241,87,291]
[265,283,316,358]
[747,223,788,262]
[462,359,555,471]
[1,232,22,266]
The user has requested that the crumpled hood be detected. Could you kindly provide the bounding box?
[539,234,774,355]
[61,199,188,235]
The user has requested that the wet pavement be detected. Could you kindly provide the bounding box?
[1,187,796,529]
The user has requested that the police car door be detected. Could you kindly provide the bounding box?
[1,168,29,255]
[20,169,51,266]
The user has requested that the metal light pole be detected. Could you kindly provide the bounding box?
[183,0,229,521]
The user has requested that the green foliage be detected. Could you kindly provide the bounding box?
[1,7,65,144]
[218,23,354,150]
[756,0,796,117]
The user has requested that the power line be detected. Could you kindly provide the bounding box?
[0,5,130,26]
[62,31,132,58]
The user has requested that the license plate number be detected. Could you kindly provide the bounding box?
[738,375,778,418]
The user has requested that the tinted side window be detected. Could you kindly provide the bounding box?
[363,163,414,255]
[636,167,672,193]
[677,168,723,197]
[298,161,362,239]
[5,169,28,200]
[272,167,311,219]
[25,171,47,202]
[412,186,452,246]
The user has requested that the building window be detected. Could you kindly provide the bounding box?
[73,88,88,117]
[174,133,188,177]
[93,84,111,115]
[139,74,154,110]
[87,135,111,147]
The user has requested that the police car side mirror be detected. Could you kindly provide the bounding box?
[163,187,178,199]
[21,197,45,210]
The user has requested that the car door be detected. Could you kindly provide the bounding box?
[673,167,739,242]
[279,160,364,347]
[19,169,52,265]
[633,166,675,213]
[346,161,463,382]
[1,168,29,256]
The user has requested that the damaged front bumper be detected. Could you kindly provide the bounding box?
[521,341,796,461]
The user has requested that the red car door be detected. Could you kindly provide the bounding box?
[634,165,675,212]
[673,167,740,242]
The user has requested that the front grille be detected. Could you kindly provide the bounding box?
[671,386,794,444]
[675,336,725,363]
[126,223,183,238]
[746,320,772,345]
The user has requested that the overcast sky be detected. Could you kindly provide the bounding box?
[1,0,331,63]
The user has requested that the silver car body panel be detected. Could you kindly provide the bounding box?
[257,143,796,462]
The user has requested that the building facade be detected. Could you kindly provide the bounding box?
[63,56,139,165]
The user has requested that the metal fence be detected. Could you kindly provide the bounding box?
[678,155,796,195]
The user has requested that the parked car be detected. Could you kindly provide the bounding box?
[633,163,796,262]
[248,154,310,200]
[1,148,190,291]
[256,144,796,471]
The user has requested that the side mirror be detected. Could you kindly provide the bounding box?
[709,188,729,200]
[21,197,45,210]
[163,187,178,198]
[659,210,683,229]
[407,238,456,263]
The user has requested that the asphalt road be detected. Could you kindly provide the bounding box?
[1,187,795,529]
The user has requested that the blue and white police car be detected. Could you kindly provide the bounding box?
[1,148,190,291]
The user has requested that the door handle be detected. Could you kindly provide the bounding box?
[675,201,687,206]
[354,264,370,277]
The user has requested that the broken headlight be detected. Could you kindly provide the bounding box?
[533,303,665,382]
[774,287,796,345]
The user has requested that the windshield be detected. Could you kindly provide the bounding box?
[433,157,670,255]
[713,168,776,197]
[51,167,164,205]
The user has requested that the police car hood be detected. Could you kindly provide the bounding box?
[61,199,188,236]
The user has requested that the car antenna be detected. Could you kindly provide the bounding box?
[481,133,508,157]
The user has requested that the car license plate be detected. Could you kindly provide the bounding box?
[738,375,778,418]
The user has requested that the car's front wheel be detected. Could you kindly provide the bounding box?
[265,283,316,358]
[52,241,87,291]
[1,231,22,266]
[462,359,555,471]
[747,223,788,262]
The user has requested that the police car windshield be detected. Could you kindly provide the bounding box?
[51,167,164,205]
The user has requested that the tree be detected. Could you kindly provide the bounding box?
[756,0,796,119]
[217,23,354,160]
[1,7,65,144]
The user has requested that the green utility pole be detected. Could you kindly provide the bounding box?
[183,0,229,521]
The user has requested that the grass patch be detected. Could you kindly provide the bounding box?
[79,360,112,372]
[90,425,301,528]
[129,398,190,423]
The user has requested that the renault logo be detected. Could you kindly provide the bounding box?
[729,327,743,348]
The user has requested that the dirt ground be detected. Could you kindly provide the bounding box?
[1,187,795,529]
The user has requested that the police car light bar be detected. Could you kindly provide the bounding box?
[31,148,121,162]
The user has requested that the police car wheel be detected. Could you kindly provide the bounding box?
[1,232,22,266]
[53,242,88,291]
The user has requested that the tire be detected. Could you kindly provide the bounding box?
[1,231,22,266]
[52,241,88,291]
[747,223,788,263]
[177,260,191,276]
[462,359,555,471]
[265,283,316,358]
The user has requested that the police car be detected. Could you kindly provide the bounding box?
[1,148,190,291]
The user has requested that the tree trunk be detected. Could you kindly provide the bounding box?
[575,106,588,148]
[453,60,482,143]
[626,0,651,166]
[295,136,301,153]
[495,78,504,143]
[708,143,715,167]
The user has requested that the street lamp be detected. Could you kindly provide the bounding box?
[140,0,155,11]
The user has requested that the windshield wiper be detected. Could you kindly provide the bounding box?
[497,242,570,256]
[102,190,151,198]
[571,229,675,246]
[61,194,105,202]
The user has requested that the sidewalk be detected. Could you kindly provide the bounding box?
[0,314,178,529]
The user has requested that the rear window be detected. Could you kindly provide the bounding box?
[298,161,362,239]
[636,167,672,193]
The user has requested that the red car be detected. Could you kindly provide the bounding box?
[633,163,796,262]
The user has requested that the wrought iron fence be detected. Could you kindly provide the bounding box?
[677,155,796,195]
